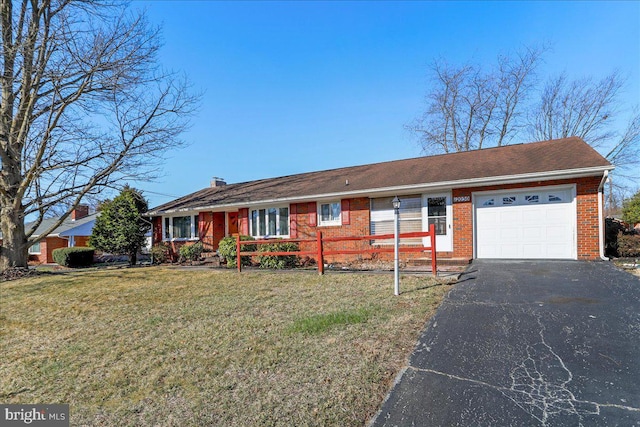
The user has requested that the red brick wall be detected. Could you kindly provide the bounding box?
[71,205,90,220]
[27,236,91,264]
[27,239,47,264]
[149,176,604,264]
[576,177,602,260]
[295,198,372,263]
[154,211,227,259]
[45,237,69,263]
[451,176,603,260]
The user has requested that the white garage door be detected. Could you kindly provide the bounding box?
[475,188,575,259]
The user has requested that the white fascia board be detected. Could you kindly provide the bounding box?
[150,166,613,215]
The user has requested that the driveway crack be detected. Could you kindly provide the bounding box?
[409,315,640,426]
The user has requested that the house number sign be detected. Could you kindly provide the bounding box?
[453,196,470,203]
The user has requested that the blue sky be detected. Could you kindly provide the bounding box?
[132,1,640,208]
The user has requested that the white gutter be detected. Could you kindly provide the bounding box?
[148,165,614,215]
[598,170,610,261]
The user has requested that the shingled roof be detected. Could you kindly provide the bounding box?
[148,137,612,214]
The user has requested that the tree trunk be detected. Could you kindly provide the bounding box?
[0,204,28,271]
[129,251,137,267]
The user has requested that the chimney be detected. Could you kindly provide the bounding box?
[210,177,227,188]
[71,204,90,221]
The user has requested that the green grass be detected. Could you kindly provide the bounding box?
[288,307,374,334]
[0,267,451,426]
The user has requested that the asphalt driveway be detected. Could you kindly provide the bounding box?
[370,260,640,426]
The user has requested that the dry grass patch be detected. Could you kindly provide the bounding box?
[0,267,451,426]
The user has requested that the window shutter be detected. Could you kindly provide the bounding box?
[153,217,163,243]
[290,204,298,238]
[239,208,249,235]
[308,202,317,227]
[341,199,350,225]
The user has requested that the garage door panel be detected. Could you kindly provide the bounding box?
[498,244,521,258]
[522,244,545,258]
[522,226,543,239]
[546,244,573,258]
[500,209,522,223]
[475,188,575,259]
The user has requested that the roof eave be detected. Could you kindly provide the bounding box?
[147,165,613,215]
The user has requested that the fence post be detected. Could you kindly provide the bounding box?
[430,223,437,276]
[317,231,324,275]
[236,234,242,273]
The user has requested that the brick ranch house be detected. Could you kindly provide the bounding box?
[0,205,96,264]
[147,137,613,263]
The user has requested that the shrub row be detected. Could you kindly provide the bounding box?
[217,236,299,269]
[257,241,299,269]
[179,241,204,262]
[617,232,640,257]
[217,236,256,268]
[150,244,171,265]
[52,247,95,268]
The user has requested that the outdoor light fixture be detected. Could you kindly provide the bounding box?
[392,196,401,295]
[392,196,401,211]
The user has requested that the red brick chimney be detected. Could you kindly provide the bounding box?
[71,204,90,221]
[210,177,227,188]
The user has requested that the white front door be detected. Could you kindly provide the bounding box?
[422,193,453,252]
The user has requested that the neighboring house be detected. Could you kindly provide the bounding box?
[0,205,97,264]
[147,137,613,262]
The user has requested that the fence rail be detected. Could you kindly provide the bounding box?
[236,224,437,275]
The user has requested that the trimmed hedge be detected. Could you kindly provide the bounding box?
[52,247,95,268]
[179,241,204,262]
[617,232,640,257]
[218,236,256,268]
[258,241,300,269]
[150,244,171,265]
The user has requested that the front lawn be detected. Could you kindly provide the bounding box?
[0,268,449,426]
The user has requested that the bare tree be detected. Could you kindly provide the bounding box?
[605,109,640,177]
[0,0,199,271]
[529,72,640,188]
[407,46,545,154]
[529,72,624,147]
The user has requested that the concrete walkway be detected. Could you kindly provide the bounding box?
[370,260,640,426]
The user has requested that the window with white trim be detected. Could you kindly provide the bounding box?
[427,197,447,235]
[318,202,341,226]
[370,195,422,244]
[250,206,289,237]
[163,214,199,240]
[28,241,41,254]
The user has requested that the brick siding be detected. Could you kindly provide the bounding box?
[152,175,604,264]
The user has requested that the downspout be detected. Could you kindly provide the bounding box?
[598,170,609,261]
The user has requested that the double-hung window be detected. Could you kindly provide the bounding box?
[163,214,199,240]
[28,240,41,254]
[250,206,289,238]
[318,201,341,226]
[370,195,422,244]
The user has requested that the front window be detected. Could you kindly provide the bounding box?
[370,195,422,244]
[173,216,191,239]
[163,214,199,240]
[250,206,289,237]
[319,202,341,226]
[28,241,41,254]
